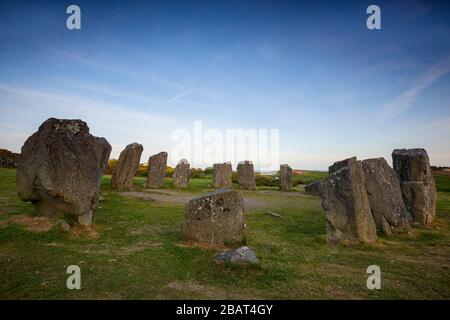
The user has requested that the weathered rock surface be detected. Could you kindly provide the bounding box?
[279,164,292,191]
[329,156,357,174]
[216,246,259,265]
[111,143,143,190]
[173,159,190,188]
[321,161,377,243]
[56,219,71,232]
[392,148,436,226]
[362,158,410,234]
[183,189,245,245]
[237,161,256,190]
[147,151,168,187]
[305,180,322,196]
[212,162,232,188]
[16,118,111,225]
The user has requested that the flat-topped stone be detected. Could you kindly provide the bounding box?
[147,151,168,187]
[183,189,245,245]
[173,159,190,188]
[392,148,436,226]
[279,164,292,191]
[237,161,256,190]
[212,162,232,188]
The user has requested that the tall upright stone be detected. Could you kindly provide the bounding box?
[237,161,256,190]
[147,151,168,187]
[279,164,292,191]
[183,189,245,245]
[111,143,143,190]
[16,118,111,225]
[329,156,357,174]
[362,158,410,234]
[173,159,190,188]
[212,162,232,188]
[321,160,377,244]
[392,148,436,226]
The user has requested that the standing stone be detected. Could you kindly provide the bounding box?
[173,159,190,188]
[321,160,377,243]
[279,164,292,191]
[16,118,111,225]
[212,162,232,188]
[183,189,245,245]
[237,161,256,190]
[305,180,322,196]
[111,143,143,190]
[392,149,436,226]
[147,151,168,187]
[362,158,410,234]
[329,156,357,174]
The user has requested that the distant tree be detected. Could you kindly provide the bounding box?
[104,159,118,175]
[136,163,148,177]
[255,174,279,187]
[190,167,204,178]
[165,166,174,177]
[0,149,21,162]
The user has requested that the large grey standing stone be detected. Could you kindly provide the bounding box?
[237,161,256,190]
[147,151,168,187]
[111,143,143,190]
[279,164,292,191]
[392,148,436,226]
[305,180,322,196]
[212,162,232,188]
[16,118,111,225]
[329,156,357,174]
[173,159,190,188]
[362,158,410,234]
[321,160,377,243]
[183,189,245,245]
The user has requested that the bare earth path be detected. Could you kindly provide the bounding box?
[119,188,314,210]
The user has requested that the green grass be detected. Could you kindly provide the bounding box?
[435,173,450,192]
[0,168,449,299]
[292,170,328,185]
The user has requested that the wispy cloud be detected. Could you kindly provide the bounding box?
[0,83,180,160]
[166,89,194,103]
[381,55,450,118]
[50,49,188,92]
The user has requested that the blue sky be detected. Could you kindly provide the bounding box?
[1,0,449,170]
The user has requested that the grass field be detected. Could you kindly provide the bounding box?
[0,167,449,299]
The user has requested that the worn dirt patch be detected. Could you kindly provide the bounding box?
[71,225,100,239]
[119,241,163,255]
[176,242,229,251]
[8,214,54,232]
[120,190,192,205]
[119,189,307,210]
[166,280,259,299]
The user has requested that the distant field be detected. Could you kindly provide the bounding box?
[435,173,450,192]
[0,168,449,299]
